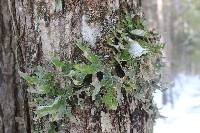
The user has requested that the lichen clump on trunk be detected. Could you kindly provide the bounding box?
[20,12,164,132]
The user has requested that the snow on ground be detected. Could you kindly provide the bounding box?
[154,73,200,133]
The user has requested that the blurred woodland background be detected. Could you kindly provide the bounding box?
[142,0,200,105]
[142,1,200,132]
[143,0,200,77]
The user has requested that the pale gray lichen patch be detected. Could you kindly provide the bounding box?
[55,0,63,12]
[100,111,112,132]
[39,19,60,59]
[63,12,73,58]
[39,19,51,58]
[47,0,63,14]
[49,0,56,14]
[81,15,101,47]
[108,0,120,11]
[124,114,131,133]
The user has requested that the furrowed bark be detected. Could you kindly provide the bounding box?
[0,0,30,132]
[0,0,156,132]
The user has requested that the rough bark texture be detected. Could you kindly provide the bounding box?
[0,0,31,132]
[0,0,155,132]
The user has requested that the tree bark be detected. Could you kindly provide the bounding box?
[0,0,31,132]
[0,0,157,132]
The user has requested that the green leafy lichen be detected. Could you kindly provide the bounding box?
[20,12,164,132]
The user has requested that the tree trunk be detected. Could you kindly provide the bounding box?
[0,0,31,133]
[0,0,158,133]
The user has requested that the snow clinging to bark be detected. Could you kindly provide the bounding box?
[81,15,101,46]
[128,38,147,57]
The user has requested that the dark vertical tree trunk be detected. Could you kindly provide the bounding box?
[0,0,31,132]
[0,0,158,132]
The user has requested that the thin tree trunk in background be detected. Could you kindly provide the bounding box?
[156,0,174,106]
[156,0,170,105]
[0,0,156,132]
[157,0,163,33]
[156,0,173,82]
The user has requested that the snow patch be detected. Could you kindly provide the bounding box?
[154,73,200,133]
[128,38,147,57]
[81,15,101,46]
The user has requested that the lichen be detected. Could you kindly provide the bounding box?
[100,111,112,132]
[21,9,164,132]
[39,19,60,59]
[108,0,120,11]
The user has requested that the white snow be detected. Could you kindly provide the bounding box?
[154,73,200,133]
[128,38,147,57]
[81,15,101,46]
